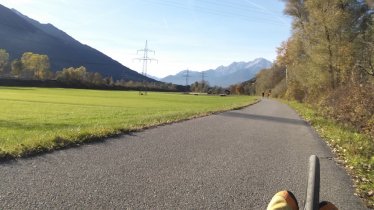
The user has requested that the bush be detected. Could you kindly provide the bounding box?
[271,78,287,98]
[320,83,374,137]
[285,81,306,102]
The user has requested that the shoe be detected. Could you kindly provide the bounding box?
[319,201,338,210]
[267,190,299,210]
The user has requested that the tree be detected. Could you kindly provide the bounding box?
[0,49,9,75]
[20,52,51,79]
[303,1,352,88]
[280,0,374,101]
[10,59,23,77]
[104,76,114,86]
[355,3,374,78]
[276,0,374,136]
[282,0,308,32]
[189,81,215,93]
[56,66,88,82]
[91,72,103,85]
[235,84,244,94]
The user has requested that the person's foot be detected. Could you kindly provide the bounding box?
[319,201,338,210]
[267,190,299,210]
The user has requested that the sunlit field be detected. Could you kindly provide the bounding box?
[0,87,257,158]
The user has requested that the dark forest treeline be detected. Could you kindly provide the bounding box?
[253,0,374,137]
[0,50,183,91]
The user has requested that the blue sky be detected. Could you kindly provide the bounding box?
[0,0,292,77]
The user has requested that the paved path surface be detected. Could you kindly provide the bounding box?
[0,99,367,209]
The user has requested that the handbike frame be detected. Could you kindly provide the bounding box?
[304,155,320,210]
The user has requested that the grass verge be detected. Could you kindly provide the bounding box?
[285,100,374,208]
[0,87,258,160]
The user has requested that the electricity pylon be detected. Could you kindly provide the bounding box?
[201,71,206,84]
[183,69,190,92]
[134,40,157,95]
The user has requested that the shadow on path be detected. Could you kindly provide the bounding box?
[220,112,307,126]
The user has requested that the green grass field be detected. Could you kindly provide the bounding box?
[0,87,257,158]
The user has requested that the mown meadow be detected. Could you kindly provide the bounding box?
[0,87,257,158]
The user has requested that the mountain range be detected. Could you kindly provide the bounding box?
[0,4,150,81]
[160,58,272,87]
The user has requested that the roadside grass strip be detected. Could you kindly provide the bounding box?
[286,100,374,208]
[0,87,257,159]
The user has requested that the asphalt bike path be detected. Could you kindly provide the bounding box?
[0,99,367,209]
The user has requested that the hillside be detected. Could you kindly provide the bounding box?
[161,58,271,87]
[0,4,150,81]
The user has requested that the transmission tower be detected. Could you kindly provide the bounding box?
[183,69,190,92]
[134,40,157,95]
[201,71,207,84]
[201,71,208,93]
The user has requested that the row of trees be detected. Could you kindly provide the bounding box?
[228,80,256,95]
[279,0,374,100]
[0,50,115,84]
[190,81,236,95]
[0,49,180,91]
[0,50,51,79]
[254,0,374,136]
[189,80,258,95]
[56,66,105,85]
